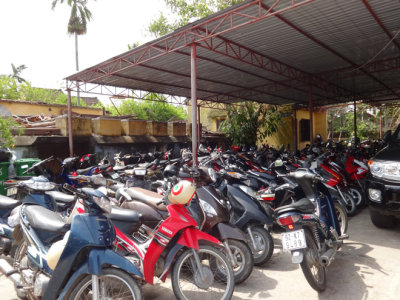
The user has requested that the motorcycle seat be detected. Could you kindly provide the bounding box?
[75,167,94,175]
[24,205,69,233]
[274,198,316,215]
[126,187,167,211]
[108,207,141,223]
[0,195,20,209]
[45,191,75,204]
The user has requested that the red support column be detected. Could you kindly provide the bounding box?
[353,99,357,141]
[67,88,74,157]
[191,44,198,166]
[292,106,298,151]
[309,85,313,144]
[379,105,383,139]
[197,105,201,147]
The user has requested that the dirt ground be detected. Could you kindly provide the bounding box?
[2,207,400,299]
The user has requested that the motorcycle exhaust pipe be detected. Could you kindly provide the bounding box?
[319,248,337,267]
[0,258,22,286]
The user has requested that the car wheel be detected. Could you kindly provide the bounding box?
[370,209,396,228]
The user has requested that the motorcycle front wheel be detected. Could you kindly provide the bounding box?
[69,268,143,300]
[171,245,234,300]
[300,229,326,292]
[247,226,274,266]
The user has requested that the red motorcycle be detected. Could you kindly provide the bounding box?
[71,177,235,300]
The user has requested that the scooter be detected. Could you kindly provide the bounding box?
[0,184,143,299]
[214,169,275,266]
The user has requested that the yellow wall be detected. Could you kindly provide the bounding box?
[0,99,103,116]
[189,105,327,150]
[296,109,327,149]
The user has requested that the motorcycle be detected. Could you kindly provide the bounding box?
[0,184,143,299]
[117,180,235,299]
[274,168,348,292]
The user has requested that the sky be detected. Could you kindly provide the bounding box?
[0,0,166,94]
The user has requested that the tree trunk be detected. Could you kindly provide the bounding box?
[75,32,80,106]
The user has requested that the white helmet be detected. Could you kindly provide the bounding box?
[168,180,195,205]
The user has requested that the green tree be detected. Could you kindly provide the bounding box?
[9,63,27,83]
[107,94,186,122]
[0,117,24,148]
[148,0,243,37]
[52,0,95,105]
[220,102,282,146]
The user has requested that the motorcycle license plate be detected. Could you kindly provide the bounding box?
[281,229,307,251]
[111,173,120,179]
[7,187,17,196]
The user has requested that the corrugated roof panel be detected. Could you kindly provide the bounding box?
[67,0,400,106]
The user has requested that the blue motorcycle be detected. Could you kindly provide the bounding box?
[0,184,143,299]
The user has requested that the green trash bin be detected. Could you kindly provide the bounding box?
[0,161,10,196]
[14,158,41,177]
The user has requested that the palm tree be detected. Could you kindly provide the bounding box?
[9,63,27,83]
[52,0,94,105]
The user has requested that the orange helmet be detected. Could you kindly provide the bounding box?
[168,180,195,205]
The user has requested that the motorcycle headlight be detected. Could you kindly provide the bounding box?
[208,168,217,182]
[199,199,218,216]
[369,160,400,181]
[93,194,112,214]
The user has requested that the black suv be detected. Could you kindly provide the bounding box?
[367,124,400,228]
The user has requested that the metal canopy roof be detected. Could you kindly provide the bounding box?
[66,0,400,107]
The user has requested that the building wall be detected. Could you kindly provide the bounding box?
[189,105,327,150]
[0,99,103,116]
[296,109,327,150]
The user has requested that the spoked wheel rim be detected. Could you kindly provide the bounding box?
[72,274,138,300]
[174,246,233,300]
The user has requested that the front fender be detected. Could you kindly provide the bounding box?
[216,223,247,242]
[177,227,222,250]
[54,248,142,300]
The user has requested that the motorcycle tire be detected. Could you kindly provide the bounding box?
[334,202,348,235]
[339,191,357,217]
[69,267,143,300]
[171,245,234,300]
[247,226,274,266]
[300,228,327,292]
[223,239,254,284]
[349,186,366,207]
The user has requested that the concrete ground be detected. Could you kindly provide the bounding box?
[2,207,400,299]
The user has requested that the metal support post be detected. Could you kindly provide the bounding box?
[197,105,201,147]
[308,85,313,144]
[379,105,383,139]
[353,99,357,142]
[292,106,297,151]
[191,44,198,166]
[67,88,74,157]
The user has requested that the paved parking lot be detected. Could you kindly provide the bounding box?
[2,207,400,299]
